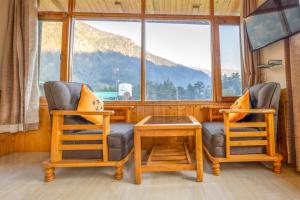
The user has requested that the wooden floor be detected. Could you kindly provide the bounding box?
[1,153,300,200]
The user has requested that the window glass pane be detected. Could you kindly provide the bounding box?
[72,20,141,101]
[74,0,141,13]
[145,21,212,101]
[146,0,209,15]
[38,0,68,12]
[38,21,62,96]
[219,25,242,96]
[214,0,240,16]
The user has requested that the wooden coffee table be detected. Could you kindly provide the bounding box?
[134,116,203,184]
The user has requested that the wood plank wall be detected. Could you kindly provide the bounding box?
[0,101,51,157]
[0,102,213,157]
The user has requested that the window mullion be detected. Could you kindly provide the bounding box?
[60,0,74,81]
[141,0,146,102]
[211,20,222,102]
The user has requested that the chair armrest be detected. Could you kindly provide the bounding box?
[200,104,231,109]
[202,104,231,122]
[104,106,134,122]
[220,109,275,114]
[51,110,114,116]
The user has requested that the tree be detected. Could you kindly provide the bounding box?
[194,81,206,98]
[222,72,242,96]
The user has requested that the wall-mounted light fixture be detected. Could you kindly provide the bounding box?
[192,4,200,14]
[114,1,124,13]
[257,60,283,68]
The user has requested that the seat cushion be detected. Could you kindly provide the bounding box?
[202,122,266,157]
[62,123,134,161]
[108,123,134,161]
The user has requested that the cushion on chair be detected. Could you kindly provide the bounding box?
[244,82,281,135]
[44,81,84,111]
[44,81,92,125]
[62,123,134,161]
[229,89,250,122]
[244,82,281,147]
[202,122,265,157]
[77,84,104,125]
[248,82,281,111]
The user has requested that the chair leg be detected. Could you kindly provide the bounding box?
[114,165,124,180]
[273,160,282,174]
[212,162,220,176]
[44,165,55,182]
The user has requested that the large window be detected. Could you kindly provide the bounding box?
[145,21,212,100]
[38,21,63,95]
[72,20,141,101]
[38,0,242,102]
[219,24,242,97]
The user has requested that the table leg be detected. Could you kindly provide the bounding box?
[195,128,203,182]
[188,136,193,152]
[134,131,142,184]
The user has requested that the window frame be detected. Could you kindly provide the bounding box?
[38,0,242,105]
[71,18,143,101]
[213,17,242,102]
[144,19,213,101]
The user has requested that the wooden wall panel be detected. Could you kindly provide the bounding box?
[0,133,14,157]
[129,104,210,123]
[0,102,52,157]
[0,102,213,156]
[14,102,51,153]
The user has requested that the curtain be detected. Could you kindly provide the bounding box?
[286,34,300,171]
[0,0,39,133]
[240,0,261,88]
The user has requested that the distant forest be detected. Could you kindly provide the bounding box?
[39,51,241,100]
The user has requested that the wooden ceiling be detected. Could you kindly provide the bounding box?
[38,0,68,12]
[146,0,210,15]
[214,0,240,16]
[38,0,240,16]
[75,0,141,13]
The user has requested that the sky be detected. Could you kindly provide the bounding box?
[85,20,241,72]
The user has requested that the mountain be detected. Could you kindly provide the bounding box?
[40,22,212,98]
[42,22,177,67]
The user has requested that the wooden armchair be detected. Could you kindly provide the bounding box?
[202,83,283,175]
[43,82,134,182]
